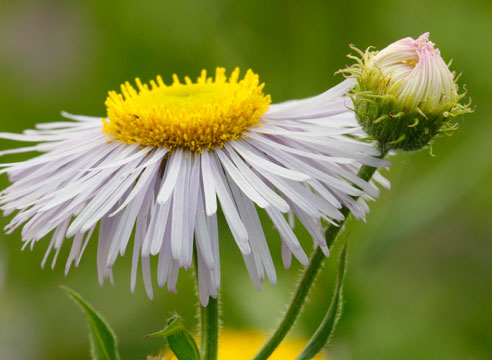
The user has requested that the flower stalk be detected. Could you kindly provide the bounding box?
[195,250,219,360]
[296,240,349,360]
[253,158,384,360]
[199,297,219,360]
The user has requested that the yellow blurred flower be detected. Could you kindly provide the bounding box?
[149,330,328,360]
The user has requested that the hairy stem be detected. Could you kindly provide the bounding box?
[199,297,219,360]
[296,242,348,360]
[195,250,219,360]
[253,160,383,360]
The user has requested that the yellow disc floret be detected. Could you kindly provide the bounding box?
[103,67,271,151]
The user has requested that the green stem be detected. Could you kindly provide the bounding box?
[252,222,342,360]
[199,297,219,360]
[195,250,219,360]
[296,243,348,360]
[253,158,384,360]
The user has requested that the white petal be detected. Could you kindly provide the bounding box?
[229,176,277,286]
[209,153,250,255]
[194,185,215,270]
[230,140,311,182]
[110,153,162,216]
[65,233,84,275]
[61,112,102,122]
[183,154,201,267]
[281,242,292,269]
[265,206,308,265]
[200,151,218,216]
[250,140,362,197]
[223,143,289,213]
[141,256,154,299]
[171,153,191,266]
[142,198,172,257]
[157,219,173,288]
[215,147,269,208]
[157,149,184,204]
[167,259,180,293]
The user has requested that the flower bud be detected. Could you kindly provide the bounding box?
[342,33,472,152]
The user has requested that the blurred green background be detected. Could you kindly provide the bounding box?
[0,0,491,359]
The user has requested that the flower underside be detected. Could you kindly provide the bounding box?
[103,67,271,151]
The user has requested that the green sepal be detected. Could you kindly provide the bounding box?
[146,314,201,360]
[61,286,121,360]
[354,95,449,152]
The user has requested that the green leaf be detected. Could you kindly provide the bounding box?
[146,315,200,360]
[61,286,120,360]
[296,240,349,360]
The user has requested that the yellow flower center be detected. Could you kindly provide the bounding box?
[103,67,271,151]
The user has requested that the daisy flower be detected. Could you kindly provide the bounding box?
[0,68,389,305]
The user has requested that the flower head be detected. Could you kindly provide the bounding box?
[342,33,472,151]
[104,68,270,151]
[0,68,389,305]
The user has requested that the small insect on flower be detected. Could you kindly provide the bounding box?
[0,68,389,305]
[341,32,472,151]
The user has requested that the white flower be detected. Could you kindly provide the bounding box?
[0,68,389,305]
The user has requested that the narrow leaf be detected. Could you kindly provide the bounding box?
[145,315,185,338]
[168,331,201,360]
[146,315,200,360]
[296,239,349,360]
[62,286,120,360]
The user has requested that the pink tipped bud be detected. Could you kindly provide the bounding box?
[341,33,472,152]
[372,33,457,112]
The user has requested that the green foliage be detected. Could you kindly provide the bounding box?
[62,286,121,360]
[146,314,200,360]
